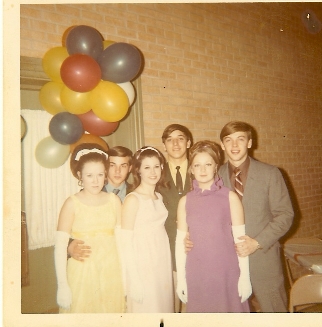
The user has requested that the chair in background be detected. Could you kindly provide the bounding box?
[289,274,322,313]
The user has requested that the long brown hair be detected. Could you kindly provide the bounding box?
[130,146,168,191]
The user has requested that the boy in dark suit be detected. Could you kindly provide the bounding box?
[158,124,193,313]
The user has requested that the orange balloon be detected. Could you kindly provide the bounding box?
[70,133,109,153]
[90,81,129,122]
[39,81,66,115]
[42,47,69,83]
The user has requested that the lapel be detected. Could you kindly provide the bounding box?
[242,157,259,200]
[219,162,231,189]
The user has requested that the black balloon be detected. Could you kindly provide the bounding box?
[49,112,84,145]
[66,25,104,60]
[98,42,142,83]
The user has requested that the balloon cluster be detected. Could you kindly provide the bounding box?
[35,25,143,168]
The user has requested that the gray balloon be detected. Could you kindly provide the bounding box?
[66,25,104,61]
[49,112,84,145]
[98,42,142,83]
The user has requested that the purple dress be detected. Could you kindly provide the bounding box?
[185,177,250,313]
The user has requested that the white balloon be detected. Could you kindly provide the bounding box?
[117,82,135,105]
[35,136,70,169]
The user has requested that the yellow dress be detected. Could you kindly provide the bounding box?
[60,194,125,313]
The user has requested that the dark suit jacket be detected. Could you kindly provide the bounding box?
[219,157,294,280]
[158,163,191,271]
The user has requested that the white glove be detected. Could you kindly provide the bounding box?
[120,229,143,303]
[115,225,127,294]
[54,230,72,309]
[232,225,252,303]
[175,229,188,303]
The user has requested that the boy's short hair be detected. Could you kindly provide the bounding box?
[107,146,133,166]
[220,121,253,141]
[161,124,193,144]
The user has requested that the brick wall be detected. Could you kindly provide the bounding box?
[20,3,322,239]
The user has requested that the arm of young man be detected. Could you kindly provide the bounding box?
[236,166,294,256]
[67,239,91,261]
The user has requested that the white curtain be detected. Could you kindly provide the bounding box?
[21,109,79,250]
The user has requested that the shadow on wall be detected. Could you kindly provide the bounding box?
[279,168,301,242]
[251,125,300,241]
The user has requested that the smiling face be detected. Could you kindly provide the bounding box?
[139,156,162,186]
[190,152,217,189]
[163,129,191,162]
[78,161,106,195]
[220,131,252,167]
[107,156,131,188]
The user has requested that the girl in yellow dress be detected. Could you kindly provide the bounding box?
[54,143,125,313]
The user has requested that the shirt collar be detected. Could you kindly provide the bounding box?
[228,156,250,175]
[105,181,126,193]
[168,158,188,170]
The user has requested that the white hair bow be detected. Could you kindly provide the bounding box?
[75,148,108,161]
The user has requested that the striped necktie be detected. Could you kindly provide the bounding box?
[234,167,243,200]
[176,166,183,195]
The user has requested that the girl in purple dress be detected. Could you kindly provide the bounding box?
[175,140,252,312]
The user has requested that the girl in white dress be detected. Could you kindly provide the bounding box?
[121,146,174,313]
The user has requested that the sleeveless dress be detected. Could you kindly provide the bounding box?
[185,177,250,313]
[125,192,174,313]
[60,193,125,313]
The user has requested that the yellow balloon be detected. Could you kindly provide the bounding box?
[39,81,66,115]
[61,85,91,115]
[90,81,129,122]
[42,47,69,83]
[103,40,116,49]
[21,115,27,140]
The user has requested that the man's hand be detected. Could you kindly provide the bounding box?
[184,231,194,253]
[67,239,91,261]
[235,235,258,257]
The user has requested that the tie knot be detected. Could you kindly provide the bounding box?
[234,167,241,176]
[113,189,120,195]
[176,166,180,171]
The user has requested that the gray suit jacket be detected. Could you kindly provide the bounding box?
[219,157,294,279]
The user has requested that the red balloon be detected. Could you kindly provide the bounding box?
[77,110,119,136]
[60,54,101,92]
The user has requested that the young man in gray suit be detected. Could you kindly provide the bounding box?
[186,121,294,312]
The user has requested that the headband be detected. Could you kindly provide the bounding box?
[75,148,109,161]
[137,146,161,158]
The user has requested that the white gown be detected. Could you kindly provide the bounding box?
[125,192,174,313]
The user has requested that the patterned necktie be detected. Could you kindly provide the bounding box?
[113,189,120,195]
[234,167,243,200]
[176,166,183,195]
